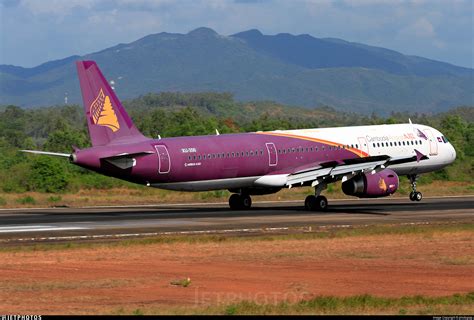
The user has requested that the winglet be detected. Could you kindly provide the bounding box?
[414,149,428,162]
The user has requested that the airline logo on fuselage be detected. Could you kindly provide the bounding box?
[89,89,120,132]
[378,178,387,192]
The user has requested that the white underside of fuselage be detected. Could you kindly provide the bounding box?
[151,162,448,192]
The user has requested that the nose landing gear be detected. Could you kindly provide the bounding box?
[408,174,423,201]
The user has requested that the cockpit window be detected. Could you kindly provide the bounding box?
[442,136,449,143]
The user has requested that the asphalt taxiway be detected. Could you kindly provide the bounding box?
[0,196,472,242]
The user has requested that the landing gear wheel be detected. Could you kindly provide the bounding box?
[241,194,252,209]
[409,192,416,201]
[228,194,252,210]
[229,194,241,210]
[305,195,328,211]
[305,195,317,211]
[316,196,328,211]
[414,192,422,202]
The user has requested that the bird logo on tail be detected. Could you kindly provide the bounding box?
[89,89,120,132]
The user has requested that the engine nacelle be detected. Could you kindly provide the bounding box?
[342,169,399,198]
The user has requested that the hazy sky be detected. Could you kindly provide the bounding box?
[1,0,472,68]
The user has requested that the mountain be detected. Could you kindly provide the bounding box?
[232,29,471,77]
[0,27,472,114]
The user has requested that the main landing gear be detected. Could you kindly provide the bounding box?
[304,195,328,211]
[229,193,252,210]
[304,184,328,211]
[408,174,423,202]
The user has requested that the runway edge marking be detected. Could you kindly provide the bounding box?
[0,221,439,243]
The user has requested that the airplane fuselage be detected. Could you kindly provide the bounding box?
[73,123,456,192]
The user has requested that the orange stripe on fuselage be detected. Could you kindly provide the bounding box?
[257,131,370,158]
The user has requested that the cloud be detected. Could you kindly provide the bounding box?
[0,0,472,68]
[19,0,96,16]
[402,17,436,38]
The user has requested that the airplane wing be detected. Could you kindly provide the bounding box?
[286,149,428,188]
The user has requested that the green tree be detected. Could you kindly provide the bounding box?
[28,157,69,193]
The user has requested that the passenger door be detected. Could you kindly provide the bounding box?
[155,145,171,174]
[265,142,278,166]
[357,137,370,156]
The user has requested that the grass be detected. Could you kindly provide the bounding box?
[440,256,472,266]
[2,278,133,292]
[47,195,62,203]
[2,222,472,253]
[111,292,474,315]
[15,195,36,205]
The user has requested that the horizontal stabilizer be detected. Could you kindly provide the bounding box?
[21,150,70,158]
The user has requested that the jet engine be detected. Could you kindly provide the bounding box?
[341,169,399,198]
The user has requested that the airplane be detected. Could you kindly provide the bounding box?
[22,61,457,211]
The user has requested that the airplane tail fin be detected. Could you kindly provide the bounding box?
[76,61,147,147]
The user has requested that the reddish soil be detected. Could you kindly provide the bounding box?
[0,231,473,314]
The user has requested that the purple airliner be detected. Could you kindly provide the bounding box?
[23,61,457,210]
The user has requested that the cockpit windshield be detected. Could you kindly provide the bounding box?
[442,136,449,143]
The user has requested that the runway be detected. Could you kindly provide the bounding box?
[0,196,473,243]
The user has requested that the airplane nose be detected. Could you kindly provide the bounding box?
[449,143,456,163]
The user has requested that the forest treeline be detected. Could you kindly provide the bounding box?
[0,92,472,193]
